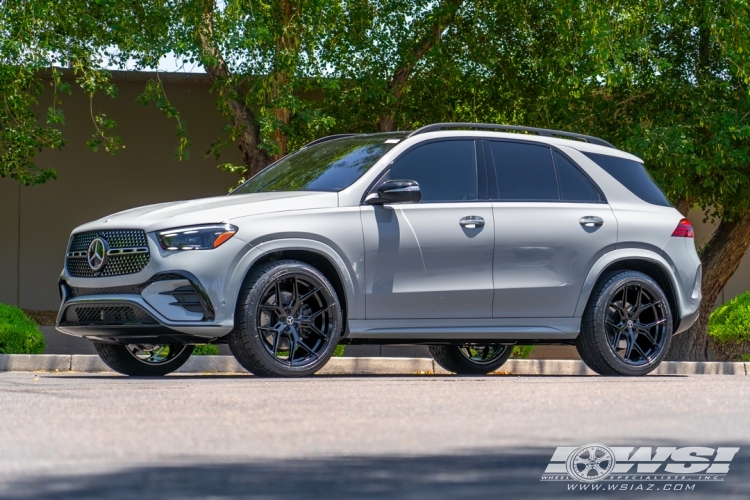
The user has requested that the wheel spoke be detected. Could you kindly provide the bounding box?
[290,276,300,314]
[296,340,319,358]
[624,335,634,360]
[632,342,650,362]
[634,284,644,313]
[299,320,329,340]
[309,303,333,320]
[635,325,658,346]
[634,299,663,321]
[611,330,622,351]
[605,319,621,329]
[260,304,283,316]
[287,335,297,365]
[275,281,283,310]
[272,330,282,356]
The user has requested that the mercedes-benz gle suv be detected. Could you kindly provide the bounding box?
[56,123,702,377]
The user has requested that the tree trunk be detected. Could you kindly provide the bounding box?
[198,0,272,178]
[377,0,464,132]
[667,216,750,360]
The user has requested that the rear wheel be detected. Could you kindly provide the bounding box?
[229,260,343,377]
[576,270,673,376]
[93,343,194,376]
[429,344,513,374]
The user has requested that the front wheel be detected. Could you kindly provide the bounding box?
[229,260,343,377]
[94,343,194,376]
[429,344,513,374]
[576,270,673,376]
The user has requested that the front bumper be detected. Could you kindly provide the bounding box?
[57,270,233,343]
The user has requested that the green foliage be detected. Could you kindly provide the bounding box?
[333,344,345,357]
[192,344,220,355]
[708,291,750,344]
[510,345,534,359]
[0,304,46,354]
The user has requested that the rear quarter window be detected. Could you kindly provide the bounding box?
[582,152,670,207]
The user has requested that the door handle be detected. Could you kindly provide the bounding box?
[459,216,485,229]
[579,216,604,227]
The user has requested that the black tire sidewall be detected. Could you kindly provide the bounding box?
[94,343,194,376]
[234,261,343,377]
[429,344,513,374]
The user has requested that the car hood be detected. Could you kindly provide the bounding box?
[72,191,339,235]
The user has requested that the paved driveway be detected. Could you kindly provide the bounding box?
[0,372,748,499]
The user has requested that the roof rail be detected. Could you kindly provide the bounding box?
[302,133,359,149]
[407,122,615,148]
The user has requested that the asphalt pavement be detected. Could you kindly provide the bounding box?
[0,372,748,499]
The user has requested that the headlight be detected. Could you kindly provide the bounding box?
[157,224,238,251]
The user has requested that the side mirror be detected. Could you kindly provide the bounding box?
[365,180,421,205]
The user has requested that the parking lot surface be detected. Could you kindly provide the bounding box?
[0,372,748,499]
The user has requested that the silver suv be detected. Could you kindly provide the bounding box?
[57,123,701,377]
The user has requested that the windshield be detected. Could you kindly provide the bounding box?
[231,133,406,194]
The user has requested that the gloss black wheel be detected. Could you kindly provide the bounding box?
[229,260,342,377]
[94,342,194,376]
[429,344,513,374]
[577,270,673,376]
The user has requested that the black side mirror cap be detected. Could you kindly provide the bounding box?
[365,179,421,204]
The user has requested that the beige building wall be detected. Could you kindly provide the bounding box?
[2,71,750,312]
[0,72,239,311]
[690,209,750,307]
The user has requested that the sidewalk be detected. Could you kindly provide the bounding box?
[0,354,746,376]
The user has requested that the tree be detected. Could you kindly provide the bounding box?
[577,0,750,361]
[321,0,464,132]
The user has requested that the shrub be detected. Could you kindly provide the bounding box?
[333,344,345,357]
[192,344,219,355]
[708,291,750,361]
[0,304,46,354]
[510,345,534,359]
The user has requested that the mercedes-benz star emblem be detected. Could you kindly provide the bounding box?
[87,237,110,272]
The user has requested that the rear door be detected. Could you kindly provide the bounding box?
[486,140,618,318]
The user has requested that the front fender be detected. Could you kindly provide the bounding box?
[224,238,360,322]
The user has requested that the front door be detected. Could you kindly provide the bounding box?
[362,139,495,319]
[484,140,618,318]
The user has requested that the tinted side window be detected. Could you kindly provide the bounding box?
[583,152,670,207]
[382,141,477,202]
[490,142,558,200]
[554,151,601,202]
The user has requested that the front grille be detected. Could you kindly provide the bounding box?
[66,230,150,277]
[62,303,158,326]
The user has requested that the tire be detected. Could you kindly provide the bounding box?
[576,270,673,376]
[229,260,343,377]
[429,344,513,374]
[93,343,194,376]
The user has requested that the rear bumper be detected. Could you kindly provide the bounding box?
[674,308,700,335]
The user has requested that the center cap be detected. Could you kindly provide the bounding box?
[626,320,634,329]
[285,315,295,326]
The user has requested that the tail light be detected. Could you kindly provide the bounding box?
[672,218,694,238]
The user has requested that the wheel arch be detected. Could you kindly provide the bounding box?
[227,239,358,331]
[575,250,682,328]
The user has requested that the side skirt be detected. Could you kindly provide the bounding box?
[346,317,580,341]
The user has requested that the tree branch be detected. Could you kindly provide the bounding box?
[197,0,272,178]
[379,0,464,131]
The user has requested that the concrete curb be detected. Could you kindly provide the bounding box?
[0,354,747,376]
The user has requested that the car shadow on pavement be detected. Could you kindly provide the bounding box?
[1,448,748,500]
